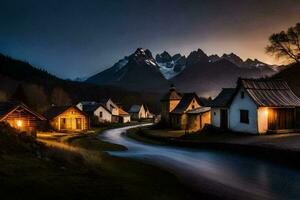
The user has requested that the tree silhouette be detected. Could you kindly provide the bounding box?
[266,22,300,63]
[11,84,28,104]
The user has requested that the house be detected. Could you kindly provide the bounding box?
[161,85,182,123]
[186,107,211,132]
[81,103,112,123]
[117,107,131,123]
[44,105,89,131]
[100,98,119,116]
[0,101,46,132]
[144,105,155,119]
[210,88,236,129]
[169,93,210,130]
[129,104,147,120]
[211,78,300,134]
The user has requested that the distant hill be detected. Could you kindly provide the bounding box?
[0,53,161,113]
[273,63,300,96]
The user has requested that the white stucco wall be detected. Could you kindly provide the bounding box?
[94,106,112,122]
[211,108,221,127]
[229,88,258,134]
[139,105,147,118]
[122,116,131,123]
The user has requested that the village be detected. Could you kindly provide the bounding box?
[2,77,300,137]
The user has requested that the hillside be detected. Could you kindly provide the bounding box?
[0,53,161,113]
[273,63,300,96]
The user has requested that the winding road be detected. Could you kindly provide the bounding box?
[99,124,300,200]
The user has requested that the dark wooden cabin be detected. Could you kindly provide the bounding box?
[0,101,46,132]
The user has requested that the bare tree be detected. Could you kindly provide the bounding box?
[266,22,300,63]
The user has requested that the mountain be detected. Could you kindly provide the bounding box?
[86,48,169,92]
[156,51,186,79]
[86,47,277,97]
[171,49,277,97]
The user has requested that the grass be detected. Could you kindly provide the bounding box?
[0,124,203,200]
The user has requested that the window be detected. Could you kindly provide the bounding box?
[214,112,216,116]
[100,111,103,118]
[241,91,245,99]
[192,105,195,109]
[240,110,249,124]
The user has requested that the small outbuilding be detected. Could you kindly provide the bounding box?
[210,88,236,129]
[44,105,89,131]
[117,107,131,123]
[129,104,147,120]
[0,101,46,132]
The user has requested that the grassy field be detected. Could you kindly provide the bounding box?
[0,124,204,200]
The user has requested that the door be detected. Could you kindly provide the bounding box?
[60,118,66,130]
[268,108,294,130]
[220,109,228,129]
[76,118,82,130]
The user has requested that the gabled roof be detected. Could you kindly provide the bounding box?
[129,105,142,113]
[161,90,182,101]
[44,105,88,120]
[0,101,46,121]
[211,88,236,108]
[238,78,300,107]
[82,103,111,115]
[118,107,130,116]
[171,93,204,114]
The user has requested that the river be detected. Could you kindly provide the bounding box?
[99,124,300,200]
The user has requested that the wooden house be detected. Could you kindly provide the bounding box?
[186,107,211,132]
[0,101,46,132]
[44,106,89,131]
[129,104,146,120]
[169,93,210,130]
[211,78,300,134]
[210,88,236,129]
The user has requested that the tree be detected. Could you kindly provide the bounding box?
[266,22,300,64]
[51,87,71,106]
[11,84,28,104]
[24,84,49,112]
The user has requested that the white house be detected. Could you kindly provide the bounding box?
[129,104,147,120]
[211,78,300,134]
[79,102,113,123]
[117,107,131,123]
[101,98,119,116]
[210,88,235,129]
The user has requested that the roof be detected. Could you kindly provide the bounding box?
[82,103,111,115]
[211,88,236,107]
[0,101,46,121]
[129,105,142,113]
[118,107,130,116]
[187,107,211,114]
[44,105,88,120]
[239,78,300,107]
[171,93,204,114]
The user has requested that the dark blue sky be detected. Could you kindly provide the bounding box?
[1,0,300,79]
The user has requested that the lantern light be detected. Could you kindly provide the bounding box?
[16,120,23,127]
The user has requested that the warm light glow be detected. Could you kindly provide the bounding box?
[264,108,269,116]
[16,120,23,127]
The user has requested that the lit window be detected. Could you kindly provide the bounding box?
[16,120,22,127]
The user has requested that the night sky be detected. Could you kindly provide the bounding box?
[1,0,300,79]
